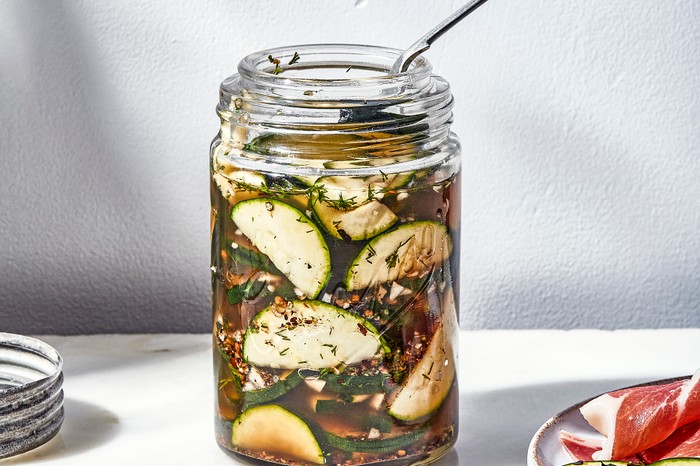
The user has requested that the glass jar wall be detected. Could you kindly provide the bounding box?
[211,44,461,466]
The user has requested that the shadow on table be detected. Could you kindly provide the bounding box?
[432,376,648,466]
[0,398,120,464]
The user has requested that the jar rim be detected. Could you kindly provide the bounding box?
[235,43,433,90]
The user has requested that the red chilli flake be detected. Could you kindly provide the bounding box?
[357,323,368,336]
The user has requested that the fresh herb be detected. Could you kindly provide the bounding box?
[226,278,264,305]
[279,347,289,356]
[268,54,283,75]
[306,183,358,210]
[366,185,377,201]
[268,52,300,74]
[306,184,328,207]
[322,343,338,356]
[385,236,413,270]
[232,178,265,193]
[324,192,357,211]
[365,244,377,264]
[229,243,281,275]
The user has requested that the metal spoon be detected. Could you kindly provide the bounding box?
[390,0,491,74]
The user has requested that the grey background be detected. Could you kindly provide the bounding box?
[2,1,699,334]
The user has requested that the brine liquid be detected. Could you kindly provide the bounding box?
[211,145,460,466]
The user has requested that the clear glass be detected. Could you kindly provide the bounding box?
[211,44,461,466]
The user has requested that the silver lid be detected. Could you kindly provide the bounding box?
[0,333,64,459]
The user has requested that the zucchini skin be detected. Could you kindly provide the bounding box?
[321,373,388,395]
[324,427,428,453]
[242,371,303,407]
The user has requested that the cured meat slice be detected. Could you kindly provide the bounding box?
[640,420,700,463]
[580,372,700,460]
[559,430,639,463]
[559,430,602,461]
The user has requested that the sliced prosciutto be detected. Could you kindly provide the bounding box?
[573,371,700,460]
[559,430,639,463]
[560,430,603,461]
[639,420,700,463]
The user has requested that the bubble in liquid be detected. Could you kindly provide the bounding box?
[298,368,321,381]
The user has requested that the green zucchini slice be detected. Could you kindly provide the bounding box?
[321,373,388,395]
[311,196,398,241]
[324,427,427,453]
[231,404,326,465]
[231,199,330,298]
[243,300,386,370]
[387,323,456,421]
[242,370,303,406]
[346,221,453,290]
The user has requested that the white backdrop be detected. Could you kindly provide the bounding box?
[1,0,699,333]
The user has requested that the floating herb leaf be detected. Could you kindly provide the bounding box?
[385,236,413,270]
[226,278,264,305]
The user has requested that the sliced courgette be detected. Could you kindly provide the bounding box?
[387,323,456,421]
[311,195,397,241]
[324,427,427,453]
[311,173,410,206]
[231,404,326,465]
[231,199,330,298]
[321,373,388,395]
[212,149,265,202]
[242,370,303,406]
[243,300,386,369]
[346,221,453,290]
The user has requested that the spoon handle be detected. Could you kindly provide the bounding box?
[390,0,490,74]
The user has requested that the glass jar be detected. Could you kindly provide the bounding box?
[211,44,461,466]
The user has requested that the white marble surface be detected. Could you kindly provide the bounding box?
[2,330,698,465]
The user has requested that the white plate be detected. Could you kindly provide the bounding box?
[526,376,690,466]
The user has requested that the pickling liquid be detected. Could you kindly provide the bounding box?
[211,136,460,466]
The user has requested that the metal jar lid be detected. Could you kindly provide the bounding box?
[0,333,64,459]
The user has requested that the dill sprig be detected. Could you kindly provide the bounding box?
[268,52,301,75]
[385,236,414,270]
